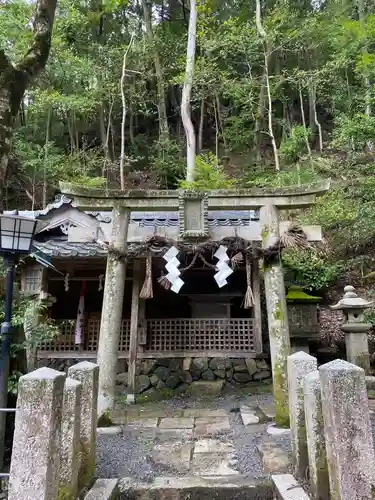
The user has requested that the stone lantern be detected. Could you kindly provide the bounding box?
[286,285,320,354]
[331,285,373,373]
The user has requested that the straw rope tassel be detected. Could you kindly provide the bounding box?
[140,253,153,299]
[244,255,255,309]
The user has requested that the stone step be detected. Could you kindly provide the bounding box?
[116,476,274,500]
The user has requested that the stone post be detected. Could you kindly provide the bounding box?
[287,351,317,478]
[260,204,291,427]
[303,371,329,500]
[59,378,81,500]
[8,367,65,500]
[127,260,142,404]
[68,361,99,492]
[97,206,129,415]
[319,359,375,499]
[331,285,372,373]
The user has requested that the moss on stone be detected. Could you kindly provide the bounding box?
[261,227,271,242]
[78,438,95,492]
[58,485,75,500]
[273,301,285,321]
[286,285,321,302]
[97,409,113,427]
[353,352,370,373]
[272,361,290,428]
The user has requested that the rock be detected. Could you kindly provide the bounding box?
[190,369,202,381]
[233,372,252,383]
[245,359,257,376]
[135,375,151,394]
[169,359,183,371]
[209,358,227,371]
[156,380,166,390]
[157,358,170,368]
[192,358,209,373]
[116,372,128,386]
[175,384,189,395]
[256,359,269,371]
[233,359,248,373]
[154,366,170,381]
[202,369,216,381]
[150,374,159,387]
[214,370,226,379]
[135,361,142,376]
[189,380,224,397]
[225,369,234,380]
[180,371,193,384]
[253,370,271,381]
[165,375,180,389]
[142,360,157,375]
[183,357,192,371]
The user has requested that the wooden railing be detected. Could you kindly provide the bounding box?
[147,318,256,353]
[38,317,258,356]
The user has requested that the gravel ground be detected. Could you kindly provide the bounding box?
[96,390,292,481]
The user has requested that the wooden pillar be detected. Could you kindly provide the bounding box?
[127,260,142,404]
[97,206,129,416]
[260,204,291,427]
[252,260,262,353]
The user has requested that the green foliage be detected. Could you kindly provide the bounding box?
[179,152,235,190]
[150,139,185,189]
[282,248,344,292]
[332,114,375,151]
[280,126,311,164]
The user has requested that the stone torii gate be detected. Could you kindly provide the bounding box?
[60,181,329,426]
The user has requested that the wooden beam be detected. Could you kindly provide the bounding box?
[127,260,142,404]
[252,260,262,353]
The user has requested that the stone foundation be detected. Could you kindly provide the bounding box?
[40,357,272,395]
[118,357,271,395]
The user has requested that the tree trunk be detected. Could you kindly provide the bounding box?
[197,98,204,153]
[254,70,266,163]
[42,106,52,208]
[298,87,312,158]
[215,94,227,153]
[255,0,280,171]
[308,79,323,152]
[0,0,57,208]
[181,0,197,182]
[120,35,135,190]
[142,0,169,141]
[358,0,371,117]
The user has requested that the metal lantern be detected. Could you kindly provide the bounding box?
[0,214,37,254]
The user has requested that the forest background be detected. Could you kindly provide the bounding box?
[1,0,375,297]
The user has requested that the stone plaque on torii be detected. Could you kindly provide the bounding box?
[60,180,329,425]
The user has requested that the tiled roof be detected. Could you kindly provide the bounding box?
[32,240,170,258]
[33,240,108,257]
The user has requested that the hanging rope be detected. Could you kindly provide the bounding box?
[140,253,153,299]
[243,254,255,309]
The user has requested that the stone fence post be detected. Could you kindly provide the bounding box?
[320,359,375,499]
[303,371,329,500]
[59,378,81,500]
[8,367,65,500]
[287,351,317,479]
[68,361,99,493]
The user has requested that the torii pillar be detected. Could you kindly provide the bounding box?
[260,204,290,427]
[97,206,129,416]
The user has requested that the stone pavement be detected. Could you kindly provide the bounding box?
[96,395,292,480]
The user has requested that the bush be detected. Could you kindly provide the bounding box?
[179,152,235,189]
